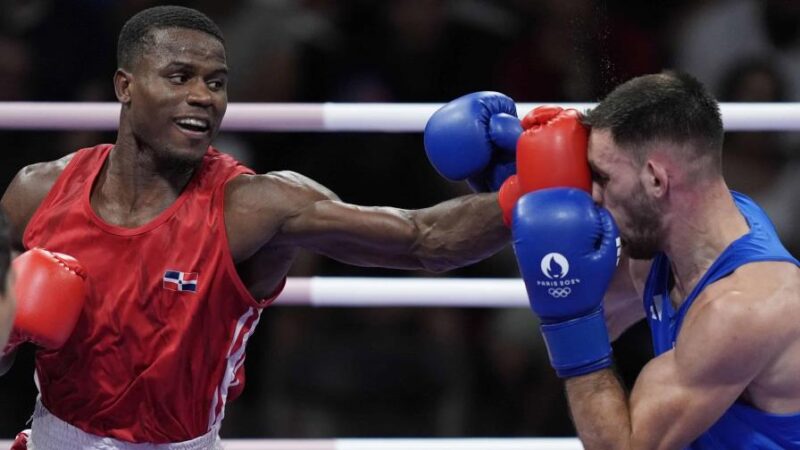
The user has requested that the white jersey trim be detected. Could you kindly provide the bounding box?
[207,306,263,430]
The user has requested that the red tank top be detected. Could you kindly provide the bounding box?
[24,144,282,443]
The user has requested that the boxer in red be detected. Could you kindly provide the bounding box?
[0,5,534,449]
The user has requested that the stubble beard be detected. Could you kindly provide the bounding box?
[622,187,663,260]
[155,143,207,174]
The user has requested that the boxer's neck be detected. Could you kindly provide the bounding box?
[663,178,749,306]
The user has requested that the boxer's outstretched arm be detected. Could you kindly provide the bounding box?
[225,171,508,272]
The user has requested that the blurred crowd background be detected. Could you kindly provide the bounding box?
[1,0,799,439]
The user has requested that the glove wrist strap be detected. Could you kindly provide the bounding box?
[540,308,612,378]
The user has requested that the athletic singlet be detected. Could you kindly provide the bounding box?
[23,144,283,443]
[643,191,800,449]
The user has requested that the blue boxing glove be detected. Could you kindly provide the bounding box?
[511,188,620,377]
[424,92,522,192]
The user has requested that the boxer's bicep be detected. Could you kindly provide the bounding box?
[227,171,422,268]
[627,294,770,449]
[225,171,339,262]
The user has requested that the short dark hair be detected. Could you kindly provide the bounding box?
[117,5,225,70]
[584,71,724,174]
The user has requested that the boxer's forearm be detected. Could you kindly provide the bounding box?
[410,193,508,272]
[281,193,507,272]
[565,369,633,450]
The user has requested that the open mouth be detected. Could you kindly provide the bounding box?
[174,117,211,135]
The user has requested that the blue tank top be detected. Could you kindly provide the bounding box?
[643,192,800,449]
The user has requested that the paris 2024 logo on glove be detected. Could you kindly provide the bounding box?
[538,253,580,298]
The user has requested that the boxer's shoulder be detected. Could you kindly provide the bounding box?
[683,261,800,341]
[2,153,77,248]
[722,261,799,305]
[7,153,76,197]
[226,170,339,216]
[223,171,340,260]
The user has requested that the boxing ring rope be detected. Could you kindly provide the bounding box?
[2,102,800,131]
[277,277,528,307]
[0,438,583,449]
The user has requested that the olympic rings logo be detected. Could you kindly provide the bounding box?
[547,287,572,298]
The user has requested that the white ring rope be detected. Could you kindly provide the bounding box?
[1,102,799,131]
[0,438,583,449]
[277,277,528,308]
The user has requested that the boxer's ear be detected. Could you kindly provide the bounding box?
[642,159,669,199]
[114,69,133,104]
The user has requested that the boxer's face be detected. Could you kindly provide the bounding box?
[589,129,663,260]
[121,27,227,166]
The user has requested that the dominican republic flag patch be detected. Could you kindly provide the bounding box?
[163,270,199,293]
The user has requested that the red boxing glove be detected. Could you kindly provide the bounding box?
[517,105,591,195]
[10,248,87,350]
[497,106,591,227]
[10,430,29,450]
[498,174,521,226]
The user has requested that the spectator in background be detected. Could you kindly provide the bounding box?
[673,0,800,253]
[673,0,800,100]
[717,58,800,255]
[214,0,328,103]
[494,0,664,102]
[469,309,573,436]
[0,36,31,102]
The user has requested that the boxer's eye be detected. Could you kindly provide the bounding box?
[592,170,609,186]
[169,74,189,84]
[207,79,226,91]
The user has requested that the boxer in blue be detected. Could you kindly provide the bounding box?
[512,72,800,449]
